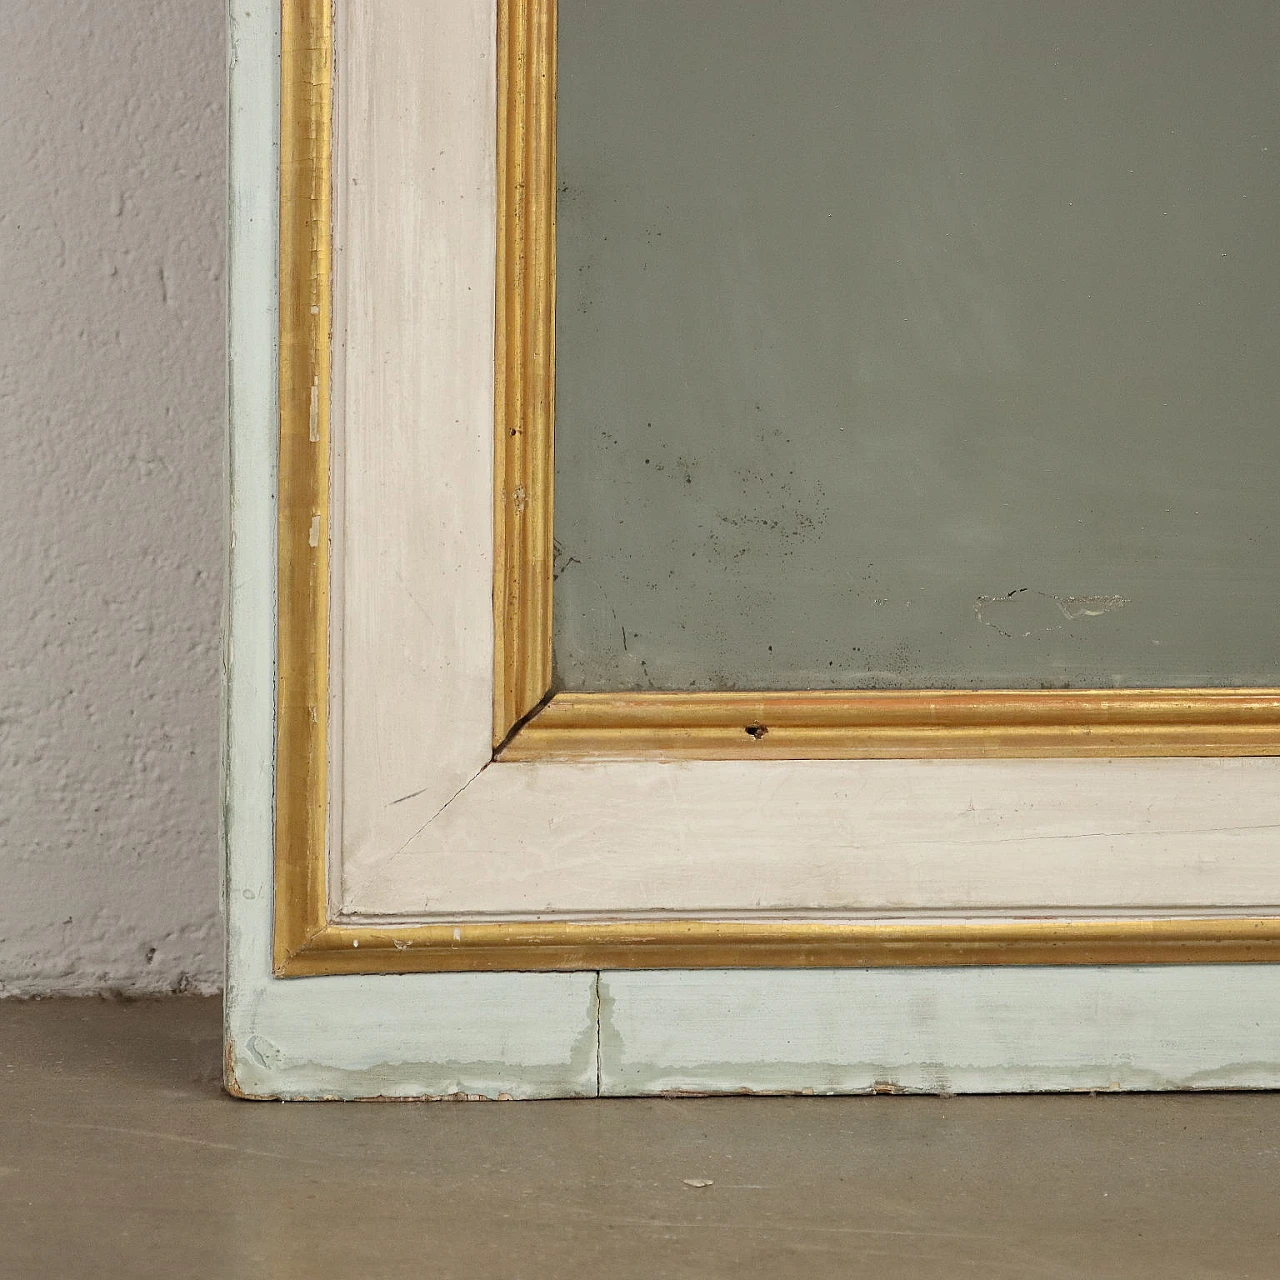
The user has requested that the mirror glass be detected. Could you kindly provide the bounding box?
[553,0,1280,691]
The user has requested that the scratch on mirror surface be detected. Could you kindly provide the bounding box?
[1054,594,1131,621]
[974,587,1130,638]
[551,538,581,582]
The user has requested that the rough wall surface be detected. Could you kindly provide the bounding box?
[1,1,225,993]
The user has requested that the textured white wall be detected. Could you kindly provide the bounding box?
[1,2,225,993]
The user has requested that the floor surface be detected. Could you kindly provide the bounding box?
[1,996,1278,1278]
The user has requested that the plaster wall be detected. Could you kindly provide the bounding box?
[1,1,225,993]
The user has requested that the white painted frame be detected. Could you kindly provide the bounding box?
[226,0,1280,1097]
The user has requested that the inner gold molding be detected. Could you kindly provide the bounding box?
[491,0,1280,762]
[274,0,1280,975]
[501,689,1280,760]
[494,0,557,744]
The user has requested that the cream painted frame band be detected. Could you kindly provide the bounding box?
[275,0,1280,976]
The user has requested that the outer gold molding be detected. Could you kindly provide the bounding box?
[274,0,1280,975]
[275,0,333,971]
[281,917,1280,975]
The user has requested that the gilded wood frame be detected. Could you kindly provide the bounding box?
[491,0,1280,762]
[275,0,1280,974]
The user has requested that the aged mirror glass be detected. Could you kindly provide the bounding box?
[553,0,1280,692]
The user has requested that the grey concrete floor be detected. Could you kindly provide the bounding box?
[1,998,1278,1278]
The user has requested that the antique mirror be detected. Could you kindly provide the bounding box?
[225,0,1280,1097]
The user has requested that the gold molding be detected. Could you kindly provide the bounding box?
[275,0,333,970]
[280,917,1280,975]
[490,0,1280,767]
[501,689,1280,760]
[273,0,1280,975]
[493,0,557,745]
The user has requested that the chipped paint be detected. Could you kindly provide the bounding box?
[308,375,320,441]
[596,969,1280,1097]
